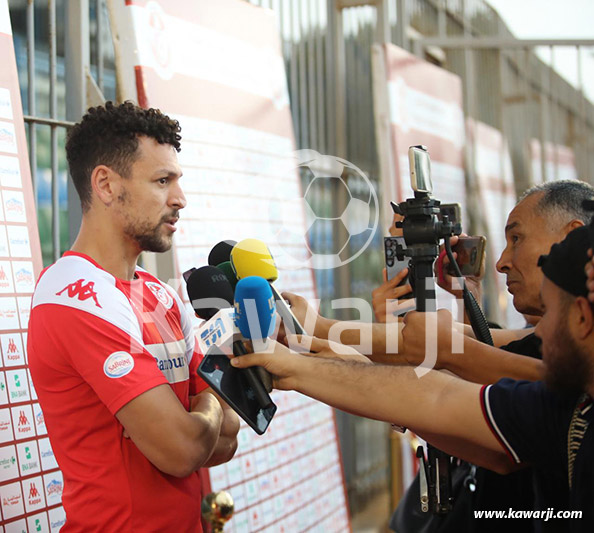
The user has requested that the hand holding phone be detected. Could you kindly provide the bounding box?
[384,236,413,297]
[446,236,486,278]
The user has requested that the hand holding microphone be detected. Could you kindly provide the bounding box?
[234,276,277,393]
[185,266,273,409]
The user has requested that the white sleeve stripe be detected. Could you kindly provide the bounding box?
[483,384,522,464]
[34,301,145,348]
[31,255,144,344]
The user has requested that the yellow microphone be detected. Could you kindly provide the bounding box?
[230,239,305,335]
[230,239,279,282]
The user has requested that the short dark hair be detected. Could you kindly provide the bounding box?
[65,101,182,211]
[519,180,594,228]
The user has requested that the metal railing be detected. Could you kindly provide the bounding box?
[10,0,115,265]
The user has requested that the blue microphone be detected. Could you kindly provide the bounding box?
[234,276,276,398]
[234,276,276,352]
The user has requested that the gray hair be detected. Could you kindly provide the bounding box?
[519,180,594,228]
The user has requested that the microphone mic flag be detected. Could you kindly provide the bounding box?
[216,261,238,291]
[234,276,276,351]
[185,266,233,320]
[184,265,273,409]
[208,240,237,267]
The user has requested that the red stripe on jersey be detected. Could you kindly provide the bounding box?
[479,384,519,464]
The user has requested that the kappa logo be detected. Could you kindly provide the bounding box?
[56,279,101,308]
[145,281,173,309]
[18,410,29,426]
[7,338,18,353]
[28,481,42,506]
[29,482,39,498]
[0,266,7,281]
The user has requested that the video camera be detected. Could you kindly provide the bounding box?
[389,146,495,516]
[390,146,462,312]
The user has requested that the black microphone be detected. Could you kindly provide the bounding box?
[185,266,273,409]
[185,266,233,320]
[208,240,237,267]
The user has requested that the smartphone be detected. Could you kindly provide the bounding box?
[408,145,433,194]
[446,236,486,277]
[198,345,277,435]
[439,203,461,225]
[384,236,413,300]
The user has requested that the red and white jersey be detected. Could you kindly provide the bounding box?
[28,251,208,533]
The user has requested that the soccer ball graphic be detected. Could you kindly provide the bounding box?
[270,150,378,270]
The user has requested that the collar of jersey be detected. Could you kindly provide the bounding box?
[62,251,141,281]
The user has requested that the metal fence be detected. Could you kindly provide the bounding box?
[9,0,116,265]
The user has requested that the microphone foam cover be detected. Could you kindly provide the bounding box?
[185,266,233,320]
[216,261,238,291]
[231,238,278,282]
[234,276,276,340]
[208,240,237,267]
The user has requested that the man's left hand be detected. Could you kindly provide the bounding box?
[401,309,462,368]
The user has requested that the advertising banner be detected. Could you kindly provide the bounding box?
[0,1,59,531]
[373,43,466,312]
[383,44,466,217]
[467,119,524,328]
[528,139,578,184]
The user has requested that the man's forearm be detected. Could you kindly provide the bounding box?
[285,355,508,469]
[463,324,533,347]
[203,408,239,467]
[489,327,534,347]
[444,337,543,383]
[231,338,514,471]
[319,319,405,360]
[200,396,239,468]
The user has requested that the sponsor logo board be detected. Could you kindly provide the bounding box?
[16,440,40,476]
[0,480,24,519]
[23,475,46,512]
[0,443,18,482]
[6,369,29,403]
[37,438,58,471]
[10,404,34,440]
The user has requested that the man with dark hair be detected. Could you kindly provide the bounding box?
[234,224,594,532]
[28,101,239,532]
